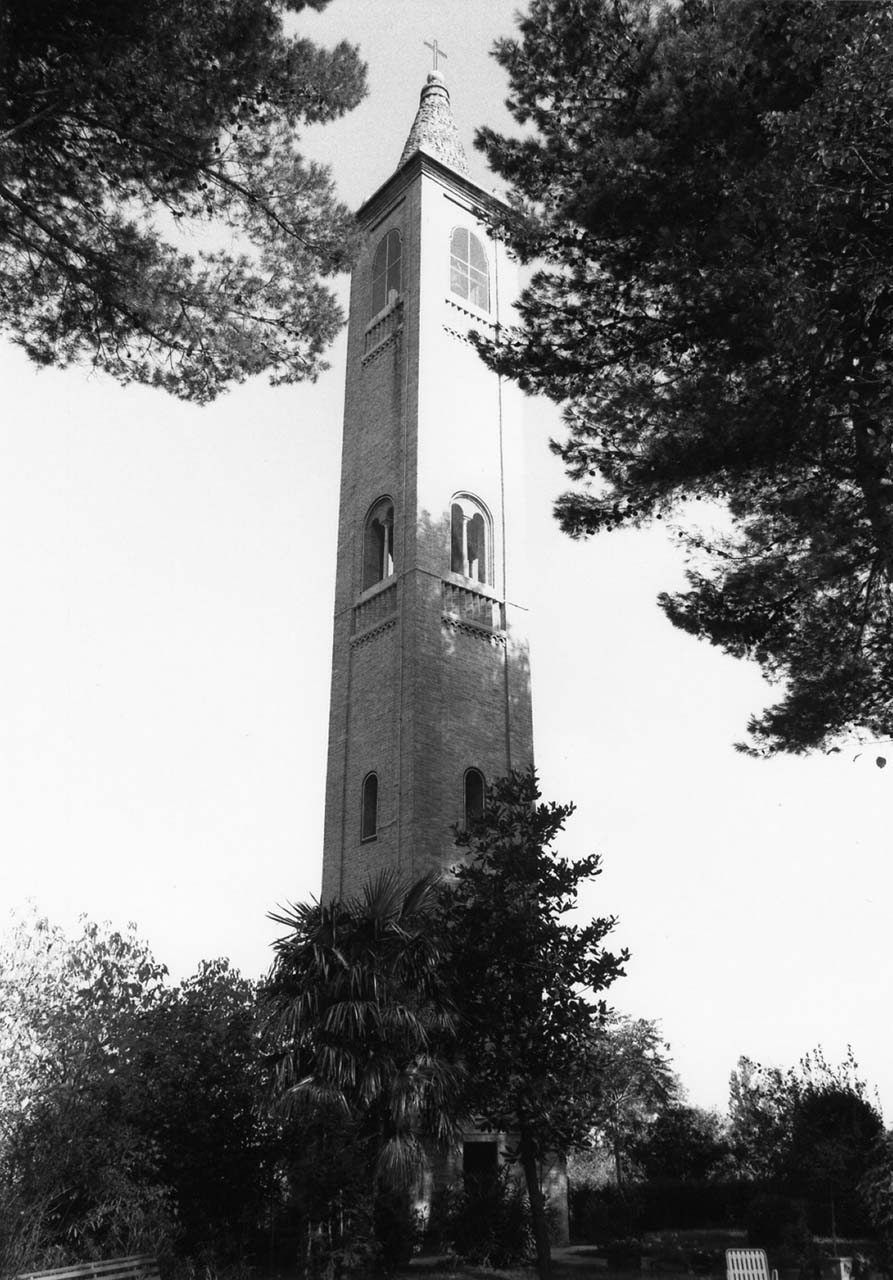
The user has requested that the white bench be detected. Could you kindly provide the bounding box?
[727,1248,778,1280]
[18,1255,161,1280]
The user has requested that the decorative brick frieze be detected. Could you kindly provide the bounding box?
[442,616,507,646]
[350,618,397,648]
[443,295,497,329]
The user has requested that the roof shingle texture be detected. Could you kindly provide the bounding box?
[397,72,470,177]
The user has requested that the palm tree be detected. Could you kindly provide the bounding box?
[262,869,461,1258]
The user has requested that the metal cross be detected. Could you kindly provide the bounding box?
[424,38,448,71]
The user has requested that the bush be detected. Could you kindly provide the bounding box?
[745,1192,808,1251]
[374,1190,423,1274]
[638,1179,757,1231]
[569,1179,762,1242]
[568,1182,644,1243]
[428,1168,535,1267]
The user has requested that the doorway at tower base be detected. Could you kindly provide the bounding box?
[414,1131,570,1251]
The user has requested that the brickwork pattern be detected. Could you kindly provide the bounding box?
[322,151,534,901]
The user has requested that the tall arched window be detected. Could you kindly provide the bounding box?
[361,772,378,842]
[450,495,491,584]
[363,498,395,590]
[464,768,485,827]
[371,229,402,315]
[450,227,489,311]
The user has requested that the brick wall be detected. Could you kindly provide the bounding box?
[321,154,533,899]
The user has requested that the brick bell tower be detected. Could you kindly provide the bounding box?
[320,70,534,902]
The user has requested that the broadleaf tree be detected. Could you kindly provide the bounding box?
[0,0,365,401]
[0,911,277,1271]
[632,1102,730,1184]
[0,912,174,1267]
[443,769,627,1280]
[475,0,893,755]
[728,1049,884,1240]
[585,1015,679,1187]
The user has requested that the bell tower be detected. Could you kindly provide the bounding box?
[321,71,534,901]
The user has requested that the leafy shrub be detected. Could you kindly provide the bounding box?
[373,1190,424,1274]
[428,1168,535,1267]
[746,1192,808,1251]
[569,1179,760,1241]
[568,1182,644,1243]
[858,1135,893,1278]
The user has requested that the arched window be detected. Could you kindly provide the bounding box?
[363,498,395,590]
[361,772,378,842]
[371,228,402,315]
[450,227,489,311]
[464,768,485,827]
[450,495,491,584]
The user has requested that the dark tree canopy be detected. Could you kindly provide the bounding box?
[0,0,365,400]
[633,1102,730,1184]
[727,1050,884,1239]
[476,0,893,755]
[444,769,627,1280]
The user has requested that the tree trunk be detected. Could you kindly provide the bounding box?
[519,1125,552,1280]
[851,385,893,587]
[613,1136,624,1188]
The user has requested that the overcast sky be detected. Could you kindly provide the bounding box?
[2,0,890,1115]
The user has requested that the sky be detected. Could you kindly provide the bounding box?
[1,0,891,1117]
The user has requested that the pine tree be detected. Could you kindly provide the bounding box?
[1,0,365,400]
[476,0,893,754]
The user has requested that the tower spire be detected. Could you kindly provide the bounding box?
[397,71,470,177]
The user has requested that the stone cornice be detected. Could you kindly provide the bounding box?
[357,152,507,229]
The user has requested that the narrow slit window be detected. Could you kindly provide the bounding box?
[450,227,489,311]
[361,773,378,842]
[372,229,402,316]
[364,499,395,590]
[464,768,485,826]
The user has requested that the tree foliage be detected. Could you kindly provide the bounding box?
[476,0,893,754]
[0,911,168,1130]
[728,1049,884,1238]
[584,1015,679,1186]
[860,1132,893,1275]
[131,959,273,1258]
[264,870,460,1181]
[727,1055,792,1182]
[0,0,365,400]
[443,769,627,1280]
[263,870,461,1268]
[0,912,272,1271]
[633,1103,730,1184]
[0,912,173,1266]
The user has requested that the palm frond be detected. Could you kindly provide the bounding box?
[375,1132,427,1188]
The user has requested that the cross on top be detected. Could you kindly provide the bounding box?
[424,38,448,71]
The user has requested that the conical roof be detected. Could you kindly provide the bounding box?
[397,72,470,177]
